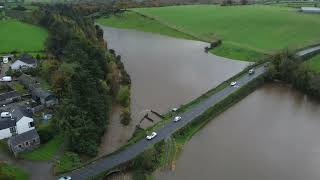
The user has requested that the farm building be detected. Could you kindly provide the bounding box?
[300,7,320,13]
[10,54,37,70]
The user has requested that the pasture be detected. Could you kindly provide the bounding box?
[99,5,320,61]
[0,20,48,53]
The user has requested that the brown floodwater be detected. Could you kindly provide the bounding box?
[156,83,320,180]
[99,26,248,155]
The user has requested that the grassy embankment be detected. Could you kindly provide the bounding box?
[0,163,29,180]
[20,134,64,161]
[0,20,48,53]
[305,54,320,72]
[98,5,320,61]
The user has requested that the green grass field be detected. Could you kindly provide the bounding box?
[98,5,320,61]
[305,54,320,72]
[20,134,64,161]
[96,12,195,40]
[0,163,29,180]
[0,20,48,53]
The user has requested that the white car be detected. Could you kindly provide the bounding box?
[58,176,72,180]
[146,132,157,140]
[173,116,182,122]
[230,81,237,86]
[248,69,255,75]
[172,108,178,112]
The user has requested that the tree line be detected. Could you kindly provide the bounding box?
[33,3,126,156]
[267,50,320,98]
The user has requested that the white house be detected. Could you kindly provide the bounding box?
[0,105,35,140]
[10,54,37,70]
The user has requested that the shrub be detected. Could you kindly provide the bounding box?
[116,85,130,107]
[120,107,131,126]
[38,124,56,143]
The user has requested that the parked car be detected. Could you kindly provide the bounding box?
[173,116,182,122]
[230,81,237,86]
[58,176,72,180]
[0,76,12,82]
[248,69,255,75]
[146,132,157,140]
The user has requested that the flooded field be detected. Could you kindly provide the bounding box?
[156,83,320,180]
[100,26,248,155]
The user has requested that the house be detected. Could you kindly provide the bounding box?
[300,7,320,13]
[0,105,39,156]
[18,74,57,107]
[0,91,21,106]
[0,105,35,140]
[8,129,40,157]
[10,54,37,70]
[31,88,57,107]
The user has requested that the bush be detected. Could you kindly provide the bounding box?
[38,124,56,143]
[116,85,130,107]
[120,107,131,126]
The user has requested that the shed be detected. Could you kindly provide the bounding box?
[18,74,38,91]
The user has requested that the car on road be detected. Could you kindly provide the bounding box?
[230,81,237,86]
[248,68,255,75]
[173,116,182,122]
[146,132,157,140]
[58,176,72,180]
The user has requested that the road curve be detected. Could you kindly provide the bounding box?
[64,65,267,180]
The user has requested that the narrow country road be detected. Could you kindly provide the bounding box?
[65,65,267,180]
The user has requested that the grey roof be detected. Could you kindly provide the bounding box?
[0,117,16,130]
[0,105,33,121]
[0,91,20,101]
[32,88,53,100]
[8,129,39,147]
[18,54,37,65]
[18,74,38,90]
[11,105,33,120]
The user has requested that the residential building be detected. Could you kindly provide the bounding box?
[8,129,40,157]
[300,7,320,13]
[10,54,37,70]
[18,74,57,107]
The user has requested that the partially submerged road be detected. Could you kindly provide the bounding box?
[66,65,267,180]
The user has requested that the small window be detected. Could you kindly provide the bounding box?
[9,126,16,133]
[32,139,36,143]
[28,122,35,128]
[25,141,29,146]
[18,144,22,148]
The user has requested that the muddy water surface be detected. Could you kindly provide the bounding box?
[99,26,248,155]
[156,83,320,180]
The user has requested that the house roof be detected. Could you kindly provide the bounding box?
[18,74,39,90]
[8,129,39,147]
[0,105,33,121]
[0,117,16,130]
[11,105,33,120]
[32,88,53,100]
[17,54,37,65]
[0,91,20,101]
